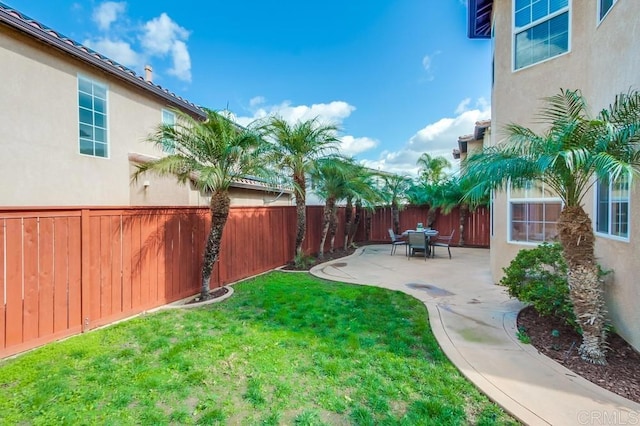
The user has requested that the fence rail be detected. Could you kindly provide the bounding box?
[0,204,489,358]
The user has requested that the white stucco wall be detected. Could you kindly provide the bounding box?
[1,26,282,208]
[490,0,640,349]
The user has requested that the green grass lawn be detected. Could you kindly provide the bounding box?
[0,272,516,425]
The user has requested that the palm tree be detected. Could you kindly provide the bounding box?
[259,116,340,258]
[431,176,489,246]
[417,152,451,185]
[463,89,640,365]
[343,169,385,248]
[381,174,412,234]
[132,109,272,300]
[414,154,452,227]
[311,159,382,257]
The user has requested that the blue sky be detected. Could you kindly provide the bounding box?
[6,0,491,176]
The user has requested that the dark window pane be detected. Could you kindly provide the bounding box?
[94,84,107,99]
[528,203,544,221]
[515,8,531,28]
[531,0,548,22]
[79,124,93,139]
[79,92,92,109]
[94,128,106,143]
[550,0,568,13]
[94,112,105,128]
[94,142,107,158]
[600,0,614,19]
[79,139,94,155]
[94,98,106,114]
[78,78,92,94]
[512,203,526,220]
[79,108,93,125]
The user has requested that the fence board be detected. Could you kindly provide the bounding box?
[110,216,123,315]
[38,218,55,338]
[67,216,82,330]
[22,218,39,343]
[0,220,5,350]
[5,219,23,347]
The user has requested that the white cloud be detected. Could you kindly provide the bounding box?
[455,98,471,114]
[249,96,266,107]
[92,1,126,31]
[84,37,141,68]
[139,13,192,82]
[340,136,379,157]
[421,51,440,81]
[166,40,191,82]
[363,98,490,177]
[84,5,193,83]
[141,13,189,55]
[235,100,356,128]
[233,99,377,158]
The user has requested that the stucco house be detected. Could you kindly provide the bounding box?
[453,119,490,162]
[0,3,292,208]
[468,0,640,349]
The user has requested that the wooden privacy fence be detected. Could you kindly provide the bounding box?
[0,205,350,358]
[367,205,490,247]
[0,204,488,359]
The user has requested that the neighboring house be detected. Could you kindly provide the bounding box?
[0,3,292,207]
[468,0,640,349]
[453,119,490,162]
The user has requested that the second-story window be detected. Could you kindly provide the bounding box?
[78,76,108,158]
[513,0,570,70]
[161,109,176,153]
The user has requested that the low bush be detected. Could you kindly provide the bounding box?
[500,242,578,331]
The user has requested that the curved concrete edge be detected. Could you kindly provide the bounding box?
[158,286,235,311]
[426,303,549,425]
[308,244,640,426]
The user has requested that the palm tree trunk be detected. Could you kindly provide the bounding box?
[557,205,608,365]
[344,197,353,249]
[201,190,230,300]
[427,206,438,229]
[318,197,335,259]
[392,204,400,234]
[349,200,362,246]
[459,204,469,246]
[329,204,338,253]
[294,174,306,257]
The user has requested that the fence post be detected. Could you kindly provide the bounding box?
[81,209,91,332]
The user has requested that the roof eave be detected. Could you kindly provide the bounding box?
[0,6,206,119]
[468,0,493,39]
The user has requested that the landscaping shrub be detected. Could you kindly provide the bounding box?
[500,242,578,330]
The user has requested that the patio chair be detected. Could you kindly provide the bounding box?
[430,230,455,259]
[407,231,428,261]
[388,228,407,255]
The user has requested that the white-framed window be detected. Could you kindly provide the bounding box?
[78,75,108,158]
[598,0,617,22]
[508,181,562,243]
[161,109,176,153]
[513,0,570,70]
[596,173,629,239]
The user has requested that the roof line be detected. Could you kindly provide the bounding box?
[0,2,206,119]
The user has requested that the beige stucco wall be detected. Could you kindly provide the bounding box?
[1,26,282,208]
[490,0,640,348]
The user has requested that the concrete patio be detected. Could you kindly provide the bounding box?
[310,244,640,425]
